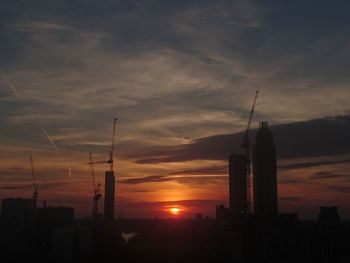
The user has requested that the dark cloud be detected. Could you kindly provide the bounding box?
[120,165,228,185]
[279,159,350,170]
[309,171,348,180]
[120,174,227,185]
[329,185,350,194]
[176,175,227,185]
[279,196,302,203]
[279,179,299,184]
[131,115,350,163]
[123,199,224,207]
[168,166,226,175]
[0,182,67,190]
[120,175,170,184]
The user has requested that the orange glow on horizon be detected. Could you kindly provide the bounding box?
[168,206,182,216]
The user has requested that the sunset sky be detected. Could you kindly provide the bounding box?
[1,0,350,219]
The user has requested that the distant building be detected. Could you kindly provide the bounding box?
[1,197,36,224]
[37,206,75,227]
[318,206,340,223]
[253,122,278,220]
[195,213,203,220]
[50,225,92,263]
[228,154,247,216]
[35,206,74,246]
[0,198,36,249]
[104,171,115,223]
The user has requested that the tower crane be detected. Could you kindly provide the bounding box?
[30,155,39,201]
[241,90,259,214]
[86,118,117,221]
[89,153,102,221]
[107,118,117,172]
[89,118,117,170]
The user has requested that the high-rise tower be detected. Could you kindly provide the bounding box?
[104,118,117,224]
[253,122,278,220]
[104,171,115,222]
[229,154,247,216]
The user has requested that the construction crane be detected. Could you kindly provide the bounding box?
[87,118,118,169]
[86,118,117,220]
[30,155,39,201]
[107,118,117,172]
[89,153,102,221]
[241,90,259,214]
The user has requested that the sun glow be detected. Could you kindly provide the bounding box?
[169,207,182,215]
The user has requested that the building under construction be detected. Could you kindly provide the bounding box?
[104,170,115,223]
[229,154,247,217]
[253,121,278,220]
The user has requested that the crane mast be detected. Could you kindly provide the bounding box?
[89,153,102,222]
[107,118,117,172]
[241,90,259,214]
[30,155,38,201]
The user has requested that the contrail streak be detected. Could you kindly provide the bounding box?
[0,70,72,178]
[40,127,60,157]
[40,126,72,177]
[0,71,20,98]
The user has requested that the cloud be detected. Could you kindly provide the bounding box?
[309,171,348,180]
[0,182,67,190]
[130,115,350,163]
[12,22,73,32]
[279,179,299,184]
[122,199,224,207]
[279,159,350,170]
[279,196,302,203]
[120,175,170,184]
[168,166,226,175]
[329,185,350,194]
[120,174,227,185]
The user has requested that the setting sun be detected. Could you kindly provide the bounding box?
[169,207,182,215]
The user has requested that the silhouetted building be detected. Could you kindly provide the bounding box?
[1,197,36,224]
[229,154,247,216]
[36,206,74,244]
[37,206,75,227]
[0,198,36,251]
[104,171,115,223]
[318,206,340,223]
[253,122,278,220]
[50,225,92,263]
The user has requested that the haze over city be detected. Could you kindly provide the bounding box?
[1,0,350,219]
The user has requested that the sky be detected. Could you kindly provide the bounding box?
[0,0,350,219]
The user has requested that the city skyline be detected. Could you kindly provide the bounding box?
[1,1,350,219]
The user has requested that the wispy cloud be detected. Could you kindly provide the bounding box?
[309,171,348,180]
[128,116,350,164]
[280,159,350,170]
[120,174,227,185]
[329,185,350,194]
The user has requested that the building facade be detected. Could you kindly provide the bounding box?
[253,122,278,220]
[104,171,115,222]
[229,154,247,216]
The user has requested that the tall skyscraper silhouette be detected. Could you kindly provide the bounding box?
[253,122,278,220]
[104,171,115,222]
[229,154,247,216]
